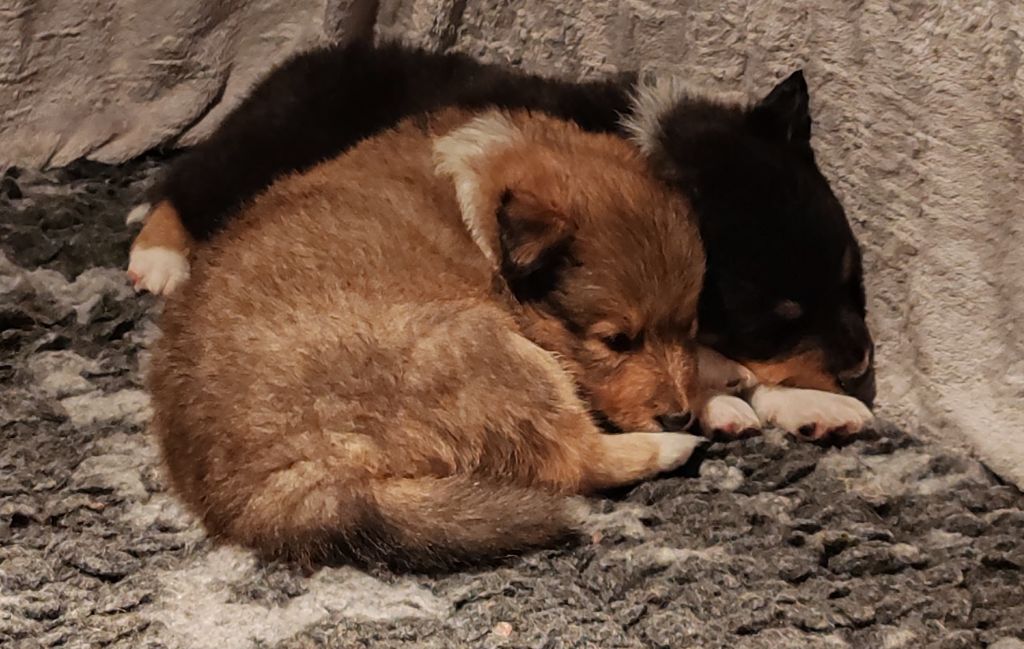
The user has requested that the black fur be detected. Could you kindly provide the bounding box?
[154,41,874,404]
[157,41,633,240]
[645,74,874,403]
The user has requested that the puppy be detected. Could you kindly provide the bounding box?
[132,42,874,441]
[149,109,709,570]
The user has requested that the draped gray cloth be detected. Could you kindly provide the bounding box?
[2,0,1021,486]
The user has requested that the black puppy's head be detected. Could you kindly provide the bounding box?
[625,71,875,406]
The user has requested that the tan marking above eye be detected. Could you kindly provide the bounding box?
[774,300,803,320]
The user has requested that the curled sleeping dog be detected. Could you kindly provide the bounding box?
[132,42,874,441]
[150,109,713,569]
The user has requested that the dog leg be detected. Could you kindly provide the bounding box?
[749,384,873,441]
[699,394,761,440]
[581,432,705,491]
[127,201,193,295]
[698,345,758,394]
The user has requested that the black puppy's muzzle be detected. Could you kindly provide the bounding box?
[838,348,876,408]
[656,411,695,432]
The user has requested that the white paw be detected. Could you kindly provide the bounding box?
[126,202,151,225]
[749,385,873,441]
[653,433,706,472]
[127,246,190,295]
[700,394,761,439]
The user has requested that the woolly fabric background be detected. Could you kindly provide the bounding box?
[2,0,1022,485]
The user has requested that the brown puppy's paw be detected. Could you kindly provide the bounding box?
[588,432,707,490]
[699,394,761,440]
[749,385,873,442]
[128,246,190,295]
[651,433,707,472]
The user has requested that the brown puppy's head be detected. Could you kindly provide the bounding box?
[435,111,705,433]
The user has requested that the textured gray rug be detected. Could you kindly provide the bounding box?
[2,163,1023,648]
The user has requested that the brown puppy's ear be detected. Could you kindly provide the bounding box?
[496,189,576,300]
[433,112,524,264]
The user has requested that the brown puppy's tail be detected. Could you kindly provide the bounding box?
[235,474,584,572]
[360,476,584,570]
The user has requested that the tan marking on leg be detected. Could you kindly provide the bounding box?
[744,349,839,393]
[128,201,194,295]
[131,201,193,254]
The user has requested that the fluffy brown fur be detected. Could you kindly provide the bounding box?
[149,109,707,570]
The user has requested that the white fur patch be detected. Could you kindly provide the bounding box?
[700,394,761,438]
[749,385,874,440]
[433,113,523,263]
[620,76,747,156]
[621,77,693,156]
[127,246,190,295]
[652,433,705,472]
[125,202,152,225]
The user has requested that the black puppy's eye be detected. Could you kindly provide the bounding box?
[774,300,803,320]
[603,333,639,353]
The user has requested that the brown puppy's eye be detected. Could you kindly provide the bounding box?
[602,333,639,353]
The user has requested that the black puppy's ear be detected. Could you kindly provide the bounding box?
[748,70,812,144]
[496,189,575,301]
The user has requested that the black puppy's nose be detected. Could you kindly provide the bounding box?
[839,365,876,408]
[656,411,694,432]
[837,345,876,408]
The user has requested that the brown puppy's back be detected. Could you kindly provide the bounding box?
[151,109,704,570]
[154,111,558,566]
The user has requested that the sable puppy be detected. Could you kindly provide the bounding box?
[149,110,707,570]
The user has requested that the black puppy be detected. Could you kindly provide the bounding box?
[128,41,875,440]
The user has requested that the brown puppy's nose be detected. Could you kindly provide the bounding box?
[656,411,694,432]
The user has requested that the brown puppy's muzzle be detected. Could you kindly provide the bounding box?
[580,339,700,434]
